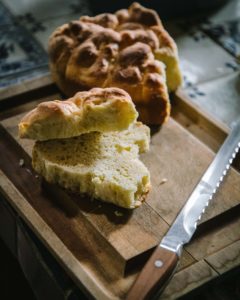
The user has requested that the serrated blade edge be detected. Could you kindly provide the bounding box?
[160,119,240,256]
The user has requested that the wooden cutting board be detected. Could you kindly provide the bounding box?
[0,86,240,300]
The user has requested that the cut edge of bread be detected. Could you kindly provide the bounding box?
[32,122,151,209]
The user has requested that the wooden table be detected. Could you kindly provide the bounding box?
[0,79,240,300]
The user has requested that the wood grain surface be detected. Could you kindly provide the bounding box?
[126,247,178,300]
[0,92,240,299]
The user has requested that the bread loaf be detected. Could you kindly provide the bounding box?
[32,122,150,209]
[48,2,182,125]
[19,87,137,141]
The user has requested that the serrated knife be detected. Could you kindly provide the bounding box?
[126,118,240,300]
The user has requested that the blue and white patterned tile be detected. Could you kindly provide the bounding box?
[23,13,85,51]
[179,72,240,128]
[207,0,240,24]
[201,19,240,58]
[2,0,91,22]
[0,24,47,81]
[0,2,13,26]
[167,24,239,87]
[0,65,49,88]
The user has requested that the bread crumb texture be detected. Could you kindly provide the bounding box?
[32,122,151,209]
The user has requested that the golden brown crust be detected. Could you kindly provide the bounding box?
[19,87,137,140]
[48,2,182,125]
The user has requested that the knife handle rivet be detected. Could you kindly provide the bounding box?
[154,260,163,268]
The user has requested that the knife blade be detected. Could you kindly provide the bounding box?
[126,118,240,300]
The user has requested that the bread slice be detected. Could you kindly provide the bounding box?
[32,122,150,209]
[19,87,138,141]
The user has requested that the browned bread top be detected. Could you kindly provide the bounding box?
[19,87,138,141]
[48,2,182,124]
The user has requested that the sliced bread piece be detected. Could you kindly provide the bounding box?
[19,87,138,141]
[32,122,150,209]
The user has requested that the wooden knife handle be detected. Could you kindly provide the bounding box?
[126,246,178,300]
